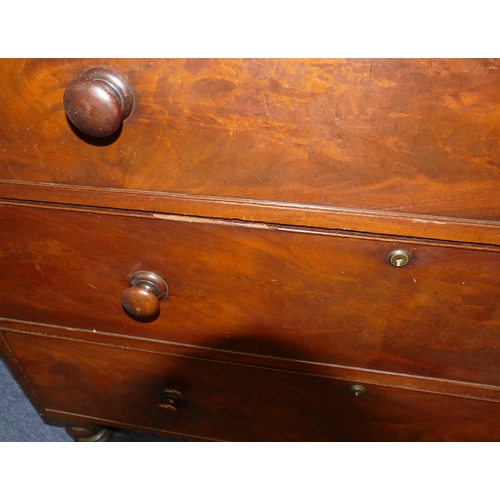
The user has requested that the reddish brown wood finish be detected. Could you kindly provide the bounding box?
[2,182,500,246]
[4,331,500,442]
[1,59,500,220]
[4,320,500,403]
[1,203,499,387]
[1,58,500,442]
[121,271,169,319]
[121,287,160,319]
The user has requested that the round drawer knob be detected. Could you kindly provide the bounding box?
[63,67,134,137]
[156,388,185,420]
[387,249,411,267]
[121,271,168,320]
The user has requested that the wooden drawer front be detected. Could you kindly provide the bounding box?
[1,58,500,220]
[1,204,500,386]
[4,331,500,441]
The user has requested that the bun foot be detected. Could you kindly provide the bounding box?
[65,424,114,442]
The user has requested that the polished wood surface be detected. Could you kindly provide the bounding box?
[3,183,500,246]
[121,287,161,319]
[1,59,500,220]
[1,203,499,387]
[4,331,500,442]
[1,58,499,441]
[5,319,500,403]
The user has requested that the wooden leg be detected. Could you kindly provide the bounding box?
[65,424,114,442]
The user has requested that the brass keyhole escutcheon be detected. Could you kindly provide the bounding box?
[387,249,411,268]
[349,385,367,397]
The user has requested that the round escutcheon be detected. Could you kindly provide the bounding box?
[387,249,411,267]
[349,385,367,397]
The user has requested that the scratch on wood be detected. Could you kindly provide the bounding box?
[239,169,266,183]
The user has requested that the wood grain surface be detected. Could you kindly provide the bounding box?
[2,58,500,442]
[1,204,499,387]
[3,181,500,246]
[5,331,500,441]
[1,58,500,220]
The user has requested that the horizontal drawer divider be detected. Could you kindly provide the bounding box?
[1,179,500,246]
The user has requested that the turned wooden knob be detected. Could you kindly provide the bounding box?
[121,271,168,320]
[64,67,134,137]
[155,389,186,420]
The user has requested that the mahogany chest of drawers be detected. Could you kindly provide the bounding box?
[1,58,499,441]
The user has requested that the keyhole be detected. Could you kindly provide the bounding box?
[387,249,411,267]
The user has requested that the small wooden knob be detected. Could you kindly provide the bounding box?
[155,389,185,420]
[64,67,133,137]
[122,287,160,318]
[121,271,168,320]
